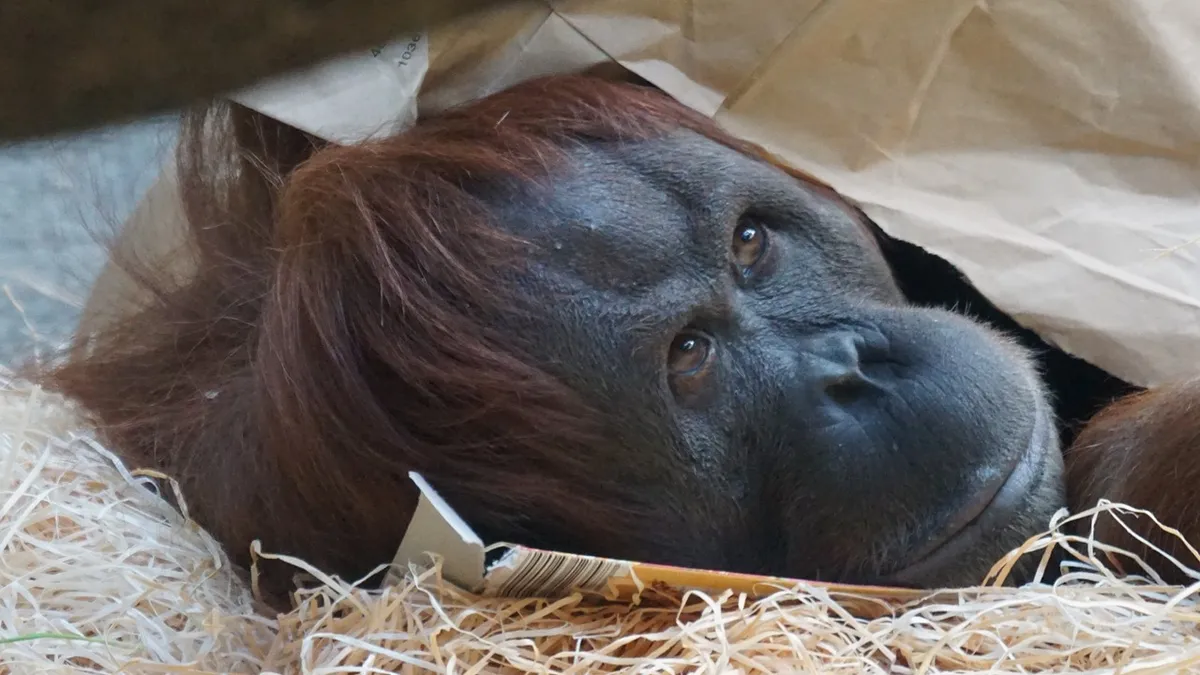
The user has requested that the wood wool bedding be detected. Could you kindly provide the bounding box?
[2,373,1200,674]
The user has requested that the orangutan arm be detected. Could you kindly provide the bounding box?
[1064,376,1200,583]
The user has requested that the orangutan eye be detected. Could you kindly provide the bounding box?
[733,218,768,272]
[667,332,714,377]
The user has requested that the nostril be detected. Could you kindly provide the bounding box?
[801,331,885,405]
[823,370,871,405]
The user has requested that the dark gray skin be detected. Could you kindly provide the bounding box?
[472,129,1066,588]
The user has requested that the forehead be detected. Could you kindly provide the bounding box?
[488,129,837,295]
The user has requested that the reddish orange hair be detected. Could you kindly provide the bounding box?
[41,74,806,605]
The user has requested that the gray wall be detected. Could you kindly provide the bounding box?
[0,116,178,367]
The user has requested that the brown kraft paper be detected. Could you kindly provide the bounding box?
[82,0,1200,396]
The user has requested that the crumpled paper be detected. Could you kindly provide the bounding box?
[88,0,1200,387]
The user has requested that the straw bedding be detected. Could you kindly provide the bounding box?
[3,373,1200,674]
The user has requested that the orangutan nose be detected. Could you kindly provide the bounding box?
[805,332,877,405]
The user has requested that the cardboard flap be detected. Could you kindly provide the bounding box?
[387,472,487,589]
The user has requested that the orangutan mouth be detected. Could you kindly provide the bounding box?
[882,397,1054,587]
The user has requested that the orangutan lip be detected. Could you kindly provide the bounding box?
[882,399,1050,587]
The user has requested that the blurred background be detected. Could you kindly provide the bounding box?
[0,116,178,366]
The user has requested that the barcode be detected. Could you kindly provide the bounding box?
[490,549,628,598]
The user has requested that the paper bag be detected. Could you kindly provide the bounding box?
[82,0,1200,388]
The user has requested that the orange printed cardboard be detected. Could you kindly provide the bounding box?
[390,473,928,615]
